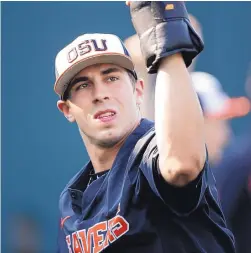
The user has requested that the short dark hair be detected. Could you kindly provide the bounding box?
[127,70,137,90]
[62,69,137,101]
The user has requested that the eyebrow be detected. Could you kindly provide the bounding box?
[70,76,89,87]
[101,67,122,75]
[70,67,122,87]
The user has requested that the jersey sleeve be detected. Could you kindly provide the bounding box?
[139,134,211,215]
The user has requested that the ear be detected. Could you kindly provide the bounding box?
[57,100,76,123]
[135,79,144,106]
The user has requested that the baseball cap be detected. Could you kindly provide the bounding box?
[191,71,250,119]
[54,33,137,99]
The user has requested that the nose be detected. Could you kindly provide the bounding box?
[92,81,110,104]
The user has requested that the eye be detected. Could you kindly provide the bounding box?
[107,76,119,82]
[75,83,88,91]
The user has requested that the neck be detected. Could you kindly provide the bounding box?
[83,119,141,173]
[88,145,121,173]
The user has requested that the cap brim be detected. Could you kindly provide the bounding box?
[54,53,135,96]
[205,97,251,120]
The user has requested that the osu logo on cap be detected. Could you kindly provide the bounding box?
[67,39,108,63]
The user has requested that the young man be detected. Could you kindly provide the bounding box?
[54,2,235,252]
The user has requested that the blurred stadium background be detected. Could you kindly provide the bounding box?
[2,2,251,252]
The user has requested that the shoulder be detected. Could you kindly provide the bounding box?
[118,118,156,165]
[136,119,156,149]
[129,124,156,164]
[137,125,156,149]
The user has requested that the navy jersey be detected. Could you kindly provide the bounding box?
[57,119,235,253]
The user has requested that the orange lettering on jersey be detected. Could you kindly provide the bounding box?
[111,215,129,239]
[78,229,91,253]
[65,215,129,252]
[66,235,73,253]
[102,218,116,249]
[72,232,83,253]
[91,221,107,253]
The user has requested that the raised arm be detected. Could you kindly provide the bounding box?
[130,1,206,186]
[155,54,206,186]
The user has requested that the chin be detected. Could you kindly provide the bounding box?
[95,136,122,148]
[83,120,135,148]
[97,127,127,147]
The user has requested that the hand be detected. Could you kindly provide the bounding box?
[127,1,204,73]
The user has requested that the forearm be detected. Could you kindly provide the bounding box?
[155,54,206,186]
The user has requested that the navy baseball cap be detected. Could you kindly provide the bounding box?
[54,33,137,99]
[191,71,250,119]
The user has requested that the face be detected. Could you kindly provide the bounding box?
[57,63,144,148]
[204,118,232,164]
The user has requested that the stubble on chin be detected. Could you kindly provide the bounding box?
[79,127,122,149]
[93,137,121,148]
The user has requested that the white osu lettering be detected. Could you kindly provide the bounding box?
[67,39,107,63]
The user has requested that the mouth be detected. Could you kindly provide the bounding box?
[94,109,117,122]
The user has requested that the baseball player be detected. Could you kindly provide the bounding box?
[54,2,235,252]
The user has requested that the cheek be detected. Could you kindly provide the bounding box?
[69,102,91,122]
[115,85,135,106]
[74,110,93,131]
[71,92,89,105]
